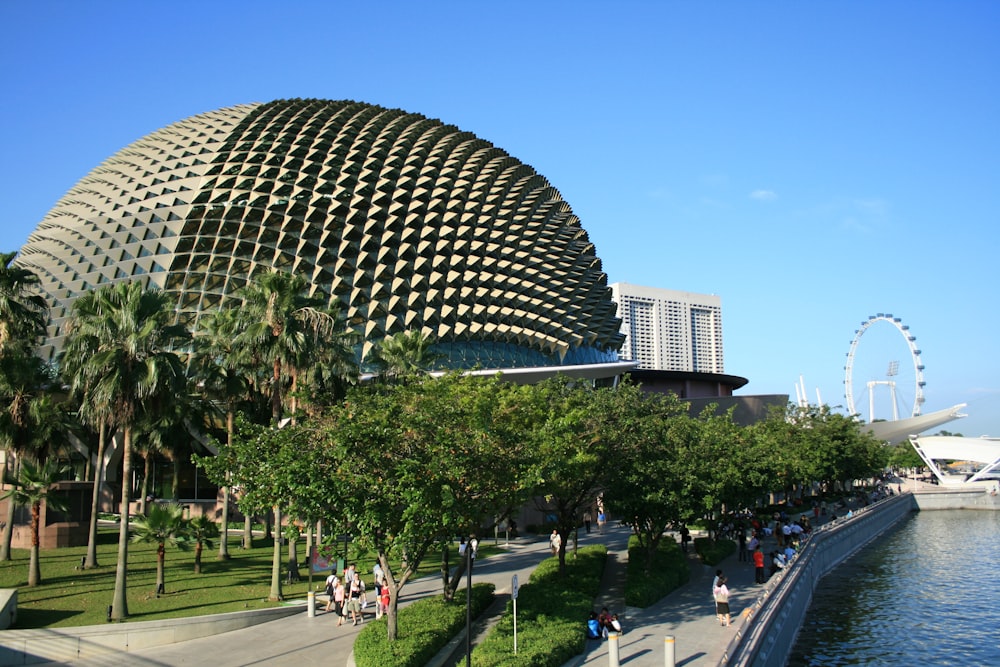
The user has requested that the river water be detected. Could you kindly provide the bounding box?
[787,508,1000,666]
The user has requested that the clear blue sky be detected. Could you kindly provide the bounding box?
[2,1,998,436]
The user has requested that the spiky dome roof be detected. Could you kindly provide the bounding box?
[17,99,623,368]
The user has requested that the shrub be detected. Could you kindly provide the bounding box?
[471,545,606,667]
[624,535,690,607]
[354,582,495,667]
[694,537,736,566]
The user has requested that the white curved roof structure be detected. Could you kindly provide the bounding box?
[910,434,1000,484]
[863,403,967,445]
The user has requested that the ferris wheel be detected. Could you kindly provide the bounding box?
[844,313,926,422]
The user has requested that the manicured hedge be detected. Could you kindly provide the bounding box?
[354,582,495,667]
[694,536,736,566]
[624,534,691,607]
[470,545,607,667]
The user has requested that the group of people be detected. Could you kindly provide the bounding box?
[586,606,623,639]
[323,562,391,626]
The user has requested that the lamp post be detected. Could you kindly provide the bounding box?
[465,542,472,667]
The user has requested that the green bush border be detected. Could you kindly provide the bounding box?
[354,582,495,667]
[470,545,607,667]
[624,535,690,607]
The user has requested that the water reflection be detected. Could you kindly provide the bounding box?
[787,509,1000,666]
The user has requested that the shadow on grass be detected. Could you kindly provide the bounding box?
[14,607,87,628]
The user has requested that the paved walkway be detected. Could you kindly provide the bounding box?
[41,516,817,667]
[565,526,760,667]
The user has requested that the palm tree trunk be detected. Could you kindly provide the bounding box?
[271,358,282,424]
[269,506,283,600]
[195,540,204,574]
[84,419,107,568]
[218,410,233,560]
[28,501,41,586]
[139,453,151,515]
[171,457,180,500]
[111,428,132,620]
[156,542,166,596]
[0,453,16,561]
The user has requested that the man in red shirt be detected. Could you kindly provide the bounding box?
[753,547,766,584]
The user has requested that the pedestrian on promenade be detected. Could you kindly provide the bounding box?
[323,571,339,612]
[549,529,562,557]
[584,511,592,533]
[737,527,747,561]
[753,546,766,584]
[713,576,731,627]
[333,578,346,625]
[597,510,606,533]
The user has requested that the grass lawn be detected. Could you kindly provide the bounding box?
[0,526,494,630]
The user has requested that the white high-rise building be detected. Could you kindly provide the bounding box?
[609,283,724,373]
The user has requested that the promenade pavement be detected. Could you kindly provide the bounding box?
[40,520,800,667]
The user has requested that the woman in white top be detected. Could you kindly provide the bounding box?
[713,576,731,627]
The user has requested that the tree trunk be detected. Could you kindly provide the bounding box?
[156,542,166,596]
[0,455,18,561]
[28,501,41,586]
[195,540,203,574]
[269,506,283,601]
[242,515,252,549]
[139,453,152,515]
[287,534,300,582]
[111,428,132,621]
[271,358,282,424]
[171,457,180,500]
[219,410,233,560]
[85,420,107,569]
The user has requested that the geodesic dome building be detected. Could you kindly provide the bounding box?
[16,99,624,370]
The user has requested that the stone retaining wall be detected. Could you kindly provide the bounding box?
[0,605,303,666]
[722,485,1000,667]
[721,493,916,667]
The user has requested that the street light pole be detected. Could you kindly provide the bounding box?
[465,543,472,667]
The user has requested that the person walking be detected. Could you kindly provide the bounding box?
[333,577,347,625]
[549,529,562,557]
[713,576,731,627]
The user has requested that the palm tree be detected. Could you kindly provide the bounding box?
[187,514,219,574]
[130,502,191,595]
[2,458,70,586]
[368,330,442,382]
[60,312,115,570]
[191,308,254,559]
[0,252,49,562]
[61,280,189,620]
[234,271,342,424]
[0,251,48,355]
[0,354,64,561]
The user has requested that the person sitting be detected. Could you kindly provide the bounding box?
[598,607,612,638]
[609,613,623,635]
[586,611,601,640]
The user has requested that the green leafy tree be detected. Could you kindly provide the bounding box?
[600,383,692,571]
[328,374,537,640]
[130,502,191,595]
[2,458,70,585]
[61,281,189,620]
[522,377,615,574]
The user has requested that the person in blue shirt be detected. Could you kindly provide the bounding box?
[586,611,601,639]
